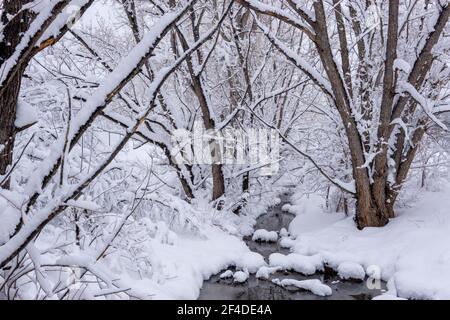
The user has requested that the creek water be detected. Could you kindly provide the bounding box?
[198,192,385,300]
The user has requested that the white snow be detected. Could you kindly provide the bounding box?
[286,187,450,299]
[66,199,101,211]
[15,100,38,129]
[394,58,411,73]
[279,228,289,237]
[219,270,233,279]
[255,266,282,280]
[272,278,332,296]
[269,253,323,275]
[0,199,21,246]
[236,251,266,273]
[233,270,249,283]
[252,229,278,242]
[337,261,366,281]
[279,237,295,249]
[286,193,346,233]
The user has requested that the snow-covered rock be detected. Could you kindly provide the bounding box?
[279,237,295,249]
[219,270,233,279]
[255,266,281,280]
[279,228,289,237]
[233,270,249,283]
[272,278,332,296]
[269,253,323,275]
[337,261,366,281]
[252,229,278,242]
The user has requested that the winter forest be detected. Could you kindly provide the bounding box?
[1,0,450,301]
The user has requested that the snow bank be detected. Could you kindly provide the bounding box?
[287,188,450,300]
[236,251,266,273]
[287,192,346,234]
[85,223,253,300]
[272,278,332,296]
[252,229,278,242]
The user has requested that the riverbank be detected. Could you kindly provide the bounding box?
[199,192,384,300]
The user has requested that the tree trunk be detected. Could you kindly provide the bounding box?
[173,18,226,204]
[212,163,225,201]
[0,75,21,182]
[354,189,390,229]
[0,0,33,187]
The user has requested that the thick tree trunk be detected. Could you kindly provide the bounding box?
[0,75,21,180]
[0,0,33,186]
[354,187,390,229]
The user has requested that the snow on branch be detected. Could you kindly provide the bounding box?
[399,81,449,131]
[236,0,315,37]
[242,95,356,195]
[24,0,198,198]
[253,17,333,98]
[0,0,231,270]
[0,0,92,93]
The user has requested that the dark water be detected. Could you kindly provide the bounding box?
[198,192,385,300]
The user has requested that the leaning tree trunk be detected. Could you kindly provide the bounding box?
[0,74,22,186]
[0,0,33,187]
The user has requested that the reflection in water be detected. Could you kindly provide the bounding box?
[199,192,385,300]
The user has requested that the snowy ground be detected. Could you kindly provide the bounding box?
[281,185,450,300]
[22,190,279,300]
[15,182,450,300]
[107,184,450,300]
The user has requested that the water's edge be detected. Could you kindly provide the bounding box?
[198,192,385,300]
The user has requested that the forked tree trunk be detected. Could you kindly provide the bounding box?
[354,184,390,229]
[172,11,226,204]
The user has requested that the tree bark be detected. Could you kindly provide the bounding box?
[0,0,34,185]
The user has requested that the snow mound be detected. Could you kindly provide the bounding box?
[337,261,366,281]
[269,253,323,275]
[279,237,295,249]
[255,266,282,280]
[219,270,233,279]
[279,228,289,237]
[252,229,278,242]
[236,251,266,273]
[233,270,249,283]
[272,278,332,296]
